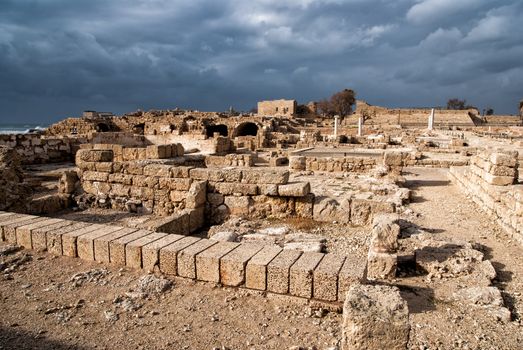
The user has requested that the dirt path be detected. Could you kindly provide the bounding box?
[403,167,523,349]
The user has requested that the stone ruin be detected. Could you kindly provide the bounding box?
[2,101,523,349]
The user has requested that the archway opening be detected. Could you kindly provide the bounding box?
[206,124,228,137]
[96,123,110,132]
[235,122,258,137]
[132,123,145,135]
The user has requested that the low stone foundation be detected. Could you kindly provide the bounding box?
[0,211,365,303]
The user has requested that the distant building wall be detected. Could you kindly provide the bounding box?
[258,99,297,117]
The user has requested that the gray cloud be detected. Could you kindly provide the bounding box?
[0,0,522,123]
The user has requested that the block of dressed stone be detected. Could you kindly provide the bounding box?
[158,236,201,275]
[109,229,152,266]
[245,246,282,290]
[313,254,346,301]
[142,234,185,272]
[289,252,324,298]
[125,232,167,269]
[1,216,43,243]
[0,212,18,224]
[177,239,217,279]
[59,223,104,257]
[220,243,264,287]
[266,249,302,294]
[338,254,366,301]
[15,218,64,249]
[196,241,239,282]
[31,221,73,251]
[77,226,124,260]
[94,227,139,263]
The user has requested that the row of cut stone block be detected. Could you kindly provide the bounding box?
[0,211,364,302]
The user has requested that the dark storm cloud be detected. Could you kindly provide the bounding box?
[0,0,522,123]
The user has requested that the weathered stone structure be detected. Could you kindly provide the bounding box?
[258,99,297,117]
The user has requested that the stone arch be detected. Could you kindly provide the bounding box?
[132,123,145,135]
[206,124,228,137]
[95,123,110,132]
[234,122,259,137]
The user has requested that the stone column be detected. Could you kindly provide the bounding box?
[334,115,339,138]
[428,108,434,130]
[357,117,363,137]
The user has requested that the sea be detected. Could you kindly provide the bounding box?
[0,123,48,135]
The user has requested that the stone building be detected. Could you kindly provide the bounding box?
[258,99,297,117]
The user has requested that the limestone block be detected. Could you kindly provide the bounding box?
[146,145,170,159]
[313,197,350,224]
[224,196,252,216]
[15,218,64,249]
[484,173,514,186]
[267,249,302,294]
[490,152,517,167]
[338,255,366,301]
[50,223,101,256]
[186,180,207,209]
[159,177,192,191]
[83,171,109,182]
[177,239,217,279]
[132,175,159,188]
[95,162,113,173]
[489,165,516,177]
[313,254,345,301]
[383,151,403,167]
[111,183,131,197]
[77,226,124,261]
[289,156,306,171]
[77,149,113,163]
[125,232,167,269]
[1,216,44,243]
[215,182,258,196]
[295,194,314,218]
[142,234,184,272]
[171,166,193,178]
[143,164,172,177]
[196,241,240,282]
[159,236,201,275]
[108,173,133,185]
[94,227,139,263]
[109,230,152,266]
[241,169,289,185]
[124,161,146,175]
[370,214,400,253]
[130,186,154,200]
[367,251,397,280]
[341,283,409,350]
[220,243,264,286]
[169,190,186,203]
[258,184,279,196]
[289,252,324,298]
[31,221,73,251]
[278,182,310,197]
[58,171,79,194]
[191,168,242,183]
[245,245,283,290]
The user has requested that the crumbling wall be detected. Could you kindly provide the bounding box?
[258,99,296,117]
[0,146,32,212]
[0,134,83,164]
[449,150,523,244]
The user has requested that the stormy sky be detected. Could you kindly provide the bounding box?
[1,0,522,123]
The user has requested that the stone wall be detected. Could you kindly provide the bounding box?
[449,150,523,244]
[0,147,32,212]
[258,99,297,117]
[0,211,365,303]
[0,134,83,164]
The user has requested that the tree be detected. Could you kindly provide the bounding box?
[485,108,494,116]
[330,89,356,117]
[447,98,466,110]
[447,98,476,110]
[317,89,356,117]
